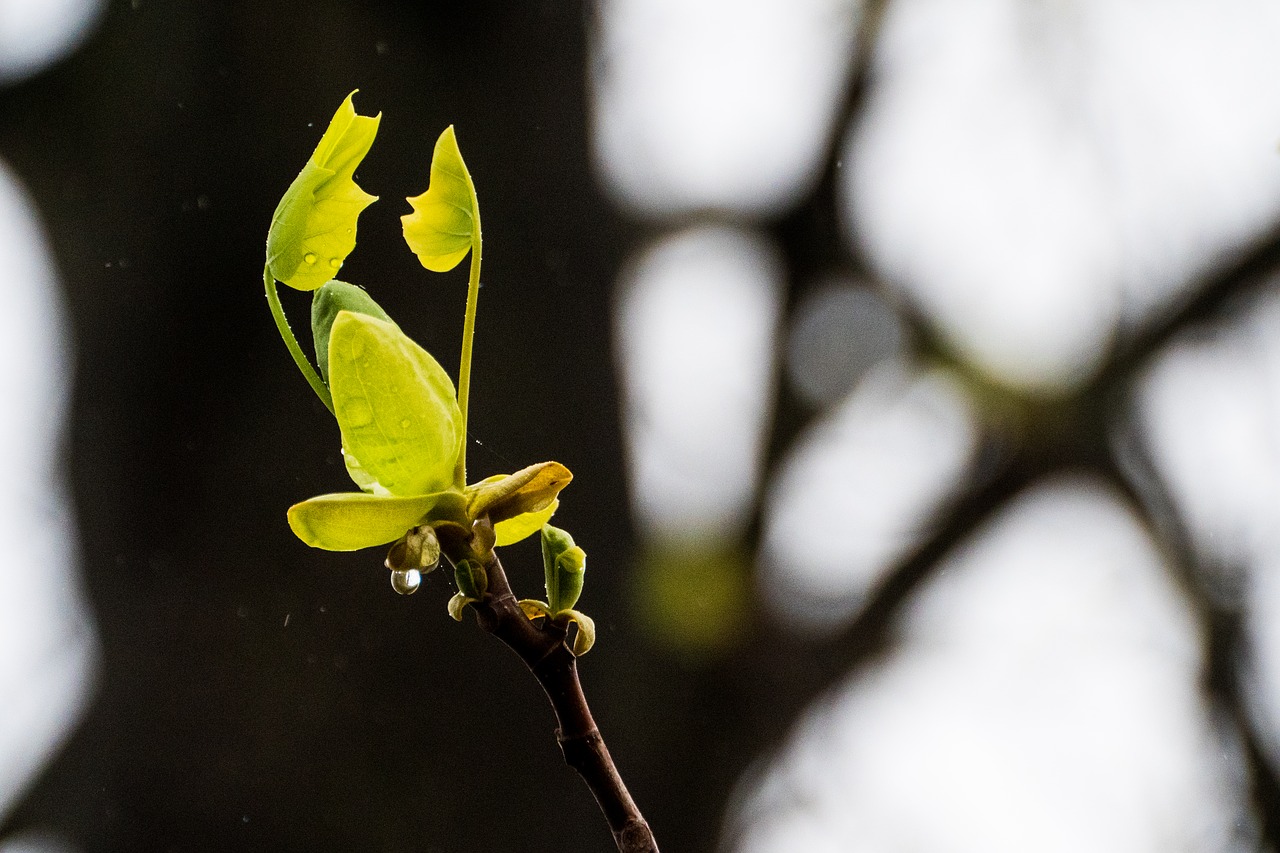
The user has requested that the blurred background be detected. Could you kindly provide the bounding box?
[1,0,1279,850]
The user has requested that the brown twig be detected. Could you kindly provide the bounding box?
[466,549,658,853]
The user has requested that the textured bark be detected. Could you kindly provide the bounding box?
[469,550,658,852]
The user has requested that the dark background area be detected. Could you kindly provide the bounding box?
[0,2,669,850]
[5,1,1280,851]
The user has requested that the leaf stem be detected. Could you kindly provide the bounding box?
[467,551,658,852]
[454,186,483,488]
[264,263,334,414]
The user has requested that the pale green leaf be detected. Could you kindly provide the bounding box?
[287,491,443,551]
[312,280,395,384]
[402,126,477,272]
[493,499,559,547]
[330,311,463,496]
[267,92,380,291]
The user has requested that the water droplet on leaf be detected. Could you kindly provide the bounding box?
[329,257,341,269]
[344,397,374,426]
[304,253,318,265]
[390,568,421,595]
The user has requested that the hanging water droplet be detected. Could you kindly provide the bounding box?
[304,252,318,265]
[329,257,341,269]
[390,568,421,595]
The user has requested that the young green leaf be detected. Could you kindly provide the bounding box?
[288,491,444,551]
[267,92,380,291]
[402,126,478,272]
[329,311,463,496]
[311,280,396,384]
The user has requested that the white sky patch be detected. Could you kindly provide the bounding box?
[591,0,861,217]
[0,162,97,823]
[0,0,102,84]
[614,225,782,543]
[760,362,976,633]
[846,0,1280,390]
[1139,308,1280,571]
[731,479,1250,852]
[1139,289,1280,771]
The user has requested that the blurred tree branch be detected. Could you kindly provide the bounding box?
[722,0,1280,845]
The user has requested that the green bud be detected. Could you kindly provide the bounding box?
[541,524,586,614]
[453,558,488,601]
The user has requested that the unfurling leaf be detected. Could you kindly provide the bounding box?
[402,126,478,272]
[312,280,395,384]
[329,311,463,496]
[268,92,380,290]
[466,462,572,525]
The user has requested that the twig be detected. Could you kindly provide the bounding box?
[467,550,658,853]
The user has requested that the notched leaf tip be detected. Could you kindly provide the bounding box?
[402,125,478,273]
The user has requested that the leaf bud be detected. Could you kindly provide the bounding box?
[453,558,488,601]
[385,524,441,572]
[541,524,586,614]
